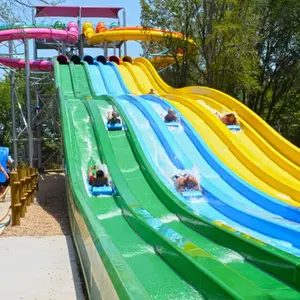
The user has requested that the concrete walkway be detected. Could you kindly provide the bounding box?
[0,173,86,299]
[0,235,85,300]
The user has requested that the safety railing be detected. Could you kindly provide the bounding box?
[10,167,39,226]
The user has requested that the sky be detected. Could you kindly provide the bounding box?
[0,0,143,67]
[35,0,143,58]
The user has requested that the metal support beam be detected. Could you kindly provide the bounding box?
[78,7,83,57]
[123,9,127,56]
[32,8,37,60]
[62,42,66,55]
[34,89,42,168]
[24,39,34,167]
[36,128,42,169]
[9,41,18,166]
[104,43,108,57]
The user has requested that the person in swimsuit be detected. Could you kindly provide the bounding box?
[220,113,240,125]
[1,155,14,192]
[148,88,155,94]
[0,163,9,195]
[173,174,200,194]
[164,109,177,123]
[107,111,121,125]
[88,165,109,187]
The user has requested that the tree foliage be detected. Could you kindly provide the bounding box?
[0,71,61,167]
[140,0,300,146]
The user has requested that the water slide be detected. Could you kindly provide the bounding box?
[67,56,300,297]
[83,22,194,44]
[54,58,300,299]
[0,22,78,70]
[54,59,211,300]
[110,59,300,253]
[124,58,300,206]
[81,22,300,205]
[3,19,300,298]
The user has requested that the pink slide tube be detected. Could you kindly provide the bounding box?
[0,57,53,71]
[0,22,78,70]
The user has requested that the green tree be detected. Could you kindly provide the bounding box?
[140,0,300,146]
[141,0,196,87]
[140,0,259,93]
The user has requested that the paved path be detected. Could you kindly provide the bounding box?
[0,173,86,299]
[0,235,85,300]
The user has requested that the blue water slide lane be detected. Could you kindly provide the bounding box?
[87,63,108,95]
[107,62,132,94]
[139,97,300,223]
[109,62,300,223]
[124,96,300,254]
[108,62,300,224]
[139,94,300,249]
[93,62,300,255]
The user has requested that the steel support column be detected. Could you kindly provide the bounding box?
[24,39,34,167]
[78,7,83,57]
[9,41,18,166]
[32,8,37,60]
[123,9,127,56]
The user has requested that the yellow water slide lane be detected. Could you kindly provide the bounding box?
[185,93,300,182]
[133,58,300,198]
[135,57,300,170]
[82,22,194,44]
[118,61,300,206]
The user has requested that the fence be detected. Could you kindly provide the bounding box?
[10,168,39,226]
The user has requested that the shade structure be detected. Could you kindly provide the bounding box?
[35,6,123,18]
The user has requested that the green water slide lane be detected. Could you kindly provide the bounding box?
[103,64,300,291]
[75,61,300,299]
[56,62,203,300]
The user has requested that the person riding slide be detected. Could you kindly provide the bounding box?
[172,173,200,194]
[107,111,121,125]
[220,112,240,126]
[164,109,177,123]
[88,165,109,187]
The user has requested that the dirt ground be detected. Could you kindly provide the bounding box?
[2,172,71,237]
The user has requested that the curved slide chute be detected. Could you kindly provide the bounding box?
[55,60,207,299]
[128,57,300,206]
[88,58,300,295]
[0,22,78,70]
[136,57,300,168]
[116,59,300,248]
[64,59,280,299]
[82,22,195,44]
[5,14,300,298]
[77,58,300,297]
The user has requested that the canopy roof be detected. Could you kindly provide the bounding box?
[35,6,123,18]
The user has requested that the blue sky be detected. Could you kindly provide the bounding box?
[37,0,143,58]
